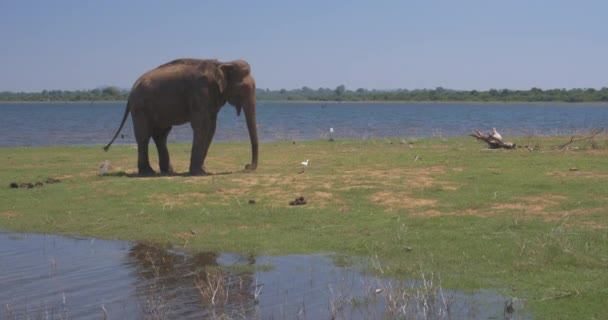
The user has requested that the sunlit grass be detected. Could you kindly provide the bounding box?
[1,135,607,318]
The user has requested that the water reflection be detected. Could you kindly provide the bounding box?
[127,243,257,319]
[0,232,530,319]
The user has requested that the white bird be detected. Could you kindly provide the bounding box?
[298,159,310,174]
[490,127,503,140]
[329,127,335,141]
[100,160,110,176]
[329,127,334,134]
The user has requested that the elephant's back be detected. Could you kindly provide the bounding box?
[135,61,217,90]
[156,58,220,69]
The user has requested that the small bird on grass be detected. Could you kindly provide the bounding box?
[298,159,309,174]
[99,160,111,176]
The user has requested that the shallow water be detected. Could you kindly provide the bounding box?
[0,101,606,146]
[0,231,530,319]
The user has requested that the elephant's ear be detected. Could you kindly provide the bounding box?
[216,64,230,95]
[219,61,250,89]
[218,62,249,116]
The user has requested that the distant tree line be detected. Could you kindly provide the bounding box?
[2,86,608,103]
[0,87,129,102]
[256,86,608,103]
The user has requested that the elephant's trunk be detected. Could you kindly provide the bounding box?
[243,97,258,171]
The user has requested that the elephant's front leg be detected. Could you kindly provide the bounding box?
[189,114,213,175]
[152,127,174,174]
[201,115,218,170]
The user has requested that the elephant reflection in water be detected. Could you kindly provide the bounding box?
[127,244,256,317]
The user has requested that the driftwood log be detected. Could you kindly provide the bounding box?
[469,129,516,149]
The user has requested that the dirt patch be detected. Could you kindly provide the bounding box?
[347,167,458,211]
[491,203,547,214]
[230,174,319,190]
[336,184,378,191]
[91,187,128,196]
[364,166,445,177]
[370,191,437,211]
[491,195,568,216]
[409,194,595,221]
[484,194,606,222]
[565,206,608,216]
[164,166,457,210]
[523,195,568,202]
[409,209,444,218]
[207,174,337,208]
[173,231,197,240]
[308,191,339,208]
[343,166,460,191]
[253,190,340,208]
[409,208,482,218]
[548,171,608,179]
[216,188,247,196]
[152,192,207,208]
[314,191,333,200]
[580,221,607,229]
[1,211,23,219]
[202,167,459,209]
[537,205,608,222]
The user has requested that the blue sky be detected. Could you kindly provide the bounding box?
[1,0,607,92]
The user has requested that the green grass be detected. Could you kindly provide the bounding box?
[1,136,608,318]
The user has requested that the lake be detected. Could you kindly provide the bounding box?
[0,101,606,147]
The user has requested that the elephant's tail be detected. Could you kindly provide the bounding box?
[103,101,130,152]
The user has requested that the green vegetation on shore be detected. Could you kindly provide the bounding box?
[1,136,608,318]
[2,86,608,102]
[259,86,608,103]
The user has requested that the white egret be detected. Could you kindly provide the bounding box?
[298,159,310,174]
[329,127,335,141]
[490,128,503,140]
[100,160,110,176]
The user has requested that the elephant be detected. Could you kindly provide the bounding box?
[103,58,259,176]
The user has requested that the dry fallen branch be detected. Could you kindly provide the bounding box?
[469,129,516,149]
[558,128,603,150]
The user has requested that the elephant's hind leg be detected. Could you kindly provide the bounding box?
[153,127,174,174]
[133,123,155,175]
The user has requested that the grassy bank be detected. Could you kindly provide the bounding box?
[1,136,607,318]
